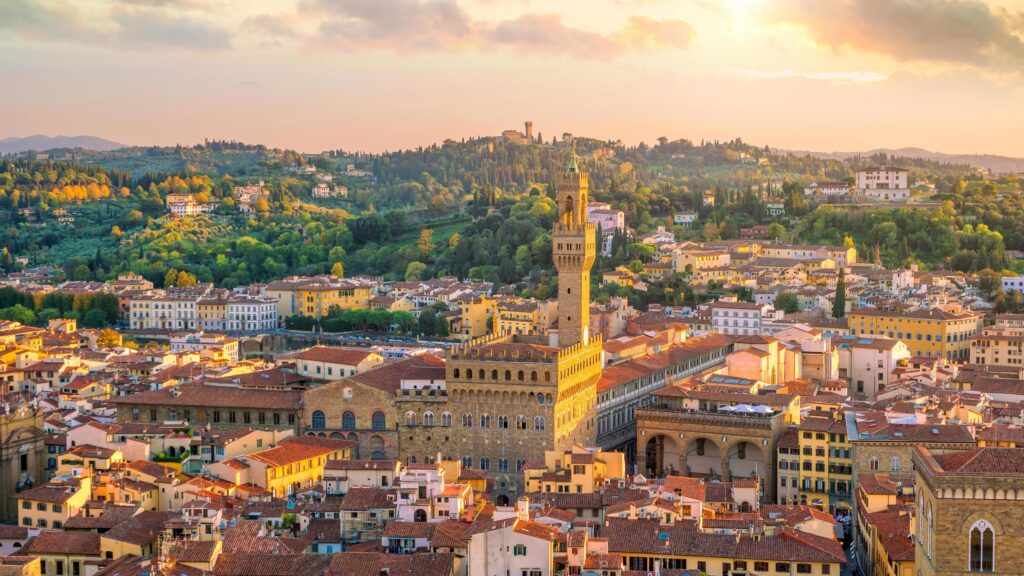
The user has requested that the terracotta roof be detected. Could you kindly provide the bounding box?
[340,487,395,511]
[325,459,398,471]
[103,510,176,546]
[247,436,353,468]
[287,346,379,366]
[350,354,446,394]
[326,552,454,576]
[111,384,303,410]
[25,531,101,556]
[213,553,332,576]
[931,447,1024,475]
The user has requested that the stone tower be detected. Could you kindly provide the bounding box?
[552,145,596,348]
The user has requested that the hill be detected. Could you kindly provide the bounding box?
[778,146,1024,174]
[0,134,126,155]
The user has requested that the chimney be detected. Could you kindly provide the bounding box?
[516,495,530,521]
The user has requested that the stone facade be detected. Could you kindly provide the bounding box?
[1,404,46,522]
[636,408,787,503]
[914,447,1024,575]
[301,378,399,461]
[552,152,596,348]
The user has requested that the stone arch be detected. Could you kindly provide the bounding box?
[726,440,766,480]
[682,436,725,479]
[643,434,682,477]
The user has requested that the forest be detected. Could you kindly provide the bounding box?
[0,136,1017,300]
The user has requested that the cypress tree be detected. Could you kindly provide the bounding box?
[833,268,846,319]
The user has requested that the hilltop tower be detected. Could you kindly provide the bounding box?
[552,144,596,348]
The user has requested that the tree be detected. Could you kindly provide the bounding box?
[405,261,427,281]
[176,271,198,287]
[164,269,179,287]
[331,262,345,278]
[417,228,434,257]
[97,329,121,348]
[83,308,108,328]
[766,222,787,240]
[0,305,35,325]
[111,225,123,237]
[774,292,800,313]
[832,268,846,318]
[72,264,92,281]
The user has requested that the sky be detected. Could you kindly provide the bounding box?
[2,0,1024,156]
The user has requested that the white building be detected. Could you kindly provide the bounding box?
[708,301,774,336]
[834,335,910,398]
[468,500,558,576]
[766,202,785,217]
[587,204,625,257]
[804,182,850,197]
[323,460,401,495]
[1002,275,1024,293]
[169,332,239,362]
[673,212,698,228]
[856,167,910,202]
[226,295,278,332]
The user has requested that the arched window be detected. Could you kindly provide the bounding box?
[311,410,325,429]
[534,416,545,431]
[498,415,509,429]
[405,411,416,426]
[441,412,452,427]
[372,411,386,430]
[341,411,356,430]
[517,370,524,381]
[969,519,994,572]
[480,414,491,428]
[462,413,473,428]
[530,371,537,382]
[491,369,498,380]
[504,370,512,381]
[453,368,460,378]
[423,412,435,427]
[537,394,545,406]
[515,415,527,430]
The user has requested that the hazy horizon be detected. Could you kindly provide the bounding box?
[3,0,1024,156]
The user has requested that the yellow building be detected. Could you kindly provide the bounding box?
[56,445,123,476]
[496,300,553,337]
[849,307,983,361]
[265,276,372,322]
[22,532,100,576]
[672,249,731,274]
[16,475,91,530]
[969,324,1024,365]
[205,436,352,498]
[793,415,852,513]
[458,295,498,339]
[523,445,626,494]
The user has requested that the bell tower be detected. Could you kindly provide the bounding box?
[552,143,596,348]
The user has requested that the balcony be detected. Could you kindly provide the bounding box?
[637,406,785,430]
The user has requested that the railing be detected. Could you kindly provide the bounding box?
[637,407,784,429]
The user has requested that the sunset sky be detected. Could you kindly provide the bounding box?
[2,0,1024,155]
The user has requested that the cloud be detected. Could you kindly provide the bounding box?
[0,0,231,52]
[307,0,694,57]
[312,0,477,51]
[113,8,232,51]
[616,15,695,50]
[767,0,1024,70]
[488,14,619,57]
[737,69,889,86]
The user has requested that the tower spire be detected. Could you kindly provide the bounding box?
[567,138,579,174]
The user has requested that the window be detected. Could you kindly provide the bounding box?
[796,564,812,573]
[405,411,416,426]
[891,456,901,471]
[870,457,879,471]
[480,458,490,471]
[342,411,356,430]
[776,563,790,573]
[534,416,545,430]
[512,544,527,555]
[697,561,706,572]
[754,562,769,572]
[480,414,491,428]
[372,411,386,430]
[969,519,995,572]
[515,415,527,430]
[498,415,509,429]
[311,410,325,429]
[462,413,473,428]
[462,456,472,468]
[822,565,830,574]
[498,459,509,472]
